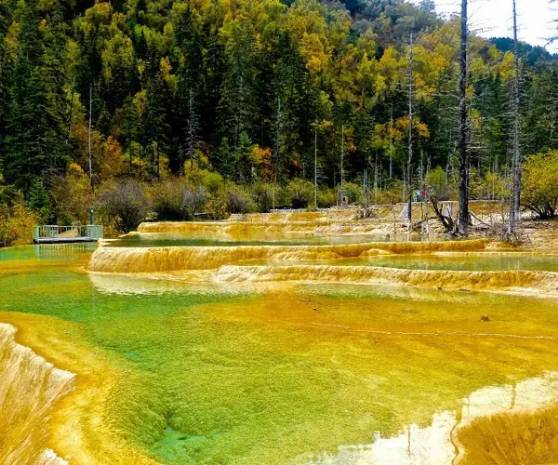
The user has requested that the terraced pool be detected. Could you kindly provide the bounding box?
[2,229,558,465]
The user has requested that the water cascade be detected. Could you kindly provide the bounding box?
[214,265,558,295]
[89,240,489,273]
[0,323,74,465]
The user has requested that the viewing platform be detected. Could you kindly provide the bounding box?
[33,225,103,244]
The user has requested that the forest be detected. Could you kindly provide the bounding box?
[1,0,558,241]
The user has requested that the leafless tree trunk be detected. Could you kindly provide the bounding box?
[389,105,394,179]
[186,88,199,170]
[273,95,281,209]
[373,151,379,202]
[339,124,345,206]
[407,31,414,227]
[509,0,522,234]
[457,0,470,235]
[314,126,318,209]
[88,83,94,191]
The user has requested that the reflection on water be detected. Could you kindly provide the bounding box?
[0,243,97,263]
[308,372,558,465]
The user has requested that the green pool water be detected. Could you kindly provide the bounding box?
[105,234,391,248]
[2,244,558,464]
[333,253,558,272]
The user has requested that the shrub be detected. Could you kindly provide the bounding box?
[252,182,279,212]
[425,166,450,200]
[374,180,405,205]
[0,201,38,246]
[343,182,362,204]
[522,150,558,219]
[151,178,208,221]
[51,163,94,225]
[284,179,314,209]
[96,179,150,232]
[200,171,224,195]
[224,186,257,214]
[469,168,508,200]
[317,187,337,208]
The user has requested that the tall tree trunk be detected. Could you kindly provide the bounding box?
[457,0,470,235]
[88,83,94,191]
[373,151,379,203]
[339,124,345,206]
[314,126,318,209]
[509,0,522,234]
[407,31,414,226]
[389,105,394,179]
[273,95,281,209]
[186,88,198,173]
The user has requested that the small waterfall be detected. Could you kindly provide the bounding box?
[214,265,558,295]
[137,220,393,241]
[227,209,360,223]
[0,323,74,465]
[89,240,488,273]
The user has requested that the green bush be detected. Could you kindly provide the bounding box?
[343,182,362,204]
[522,150,558,218]
[151,178,208,221]
[284,179,314,209]
[252,182,279,212]
[0,201,38,246]
[425,166,450,200]
[317,187,336,208]
[223,186,257,214]
[374,180,405,205]
[96,179,150,232]
[469,168,508,200]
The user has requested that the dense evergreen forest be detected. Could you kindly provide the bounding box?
[1,0,558,239]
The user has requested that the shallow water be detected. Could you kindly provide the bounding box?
[106,234,393,248]
[2,243,558,464]
[333,253,558,272]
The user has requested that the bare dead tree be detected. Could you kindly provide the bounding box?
[389,104,394,179]
[314,125,318,209]
[457,0,470,235]
[406,31,414,227]
[273,95,281,209]
[88,83,94,191]
[339,123,345,206]
[509,0,522,235]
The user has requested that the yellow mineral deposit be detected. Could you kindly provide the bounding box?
[213,265,558,296]
[88,240,489,273]
[0,313,158,465]
[0,323,74,465]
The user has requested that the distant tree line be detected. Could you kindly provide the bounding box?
[1,0,558,237]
